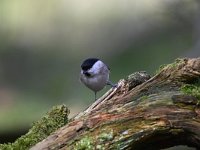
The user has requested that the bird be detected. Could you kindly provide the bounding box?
[80,58,116,100]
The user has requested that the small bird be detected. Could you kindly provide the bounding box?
[80,58,116,100]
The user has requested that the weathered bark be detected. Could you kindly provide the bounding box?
[31,58,200,150]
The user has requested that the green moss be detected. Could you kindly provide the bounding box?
[170,58,184,67]
[74,136,94,150]
[169,129,184,135]
[181,84,200,99]
[176,102,195,110]
[155,58,184,74]
[0,105,69,150]
[156,64,168,74]
[140,95,148,101]
[96,144,104,150]
[98,130,114,143]
[73,130,114,150]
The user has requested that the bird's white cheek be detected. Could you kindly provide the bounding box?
[80,73,87,84]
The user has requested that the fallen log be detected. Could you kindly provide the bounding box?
[31,58,200,150]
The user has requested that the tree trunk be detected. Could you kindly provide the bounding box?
[31,58,200,150]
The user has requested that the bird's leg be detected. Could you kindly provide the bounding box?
[107,80,117,88]
[95,92,97,100]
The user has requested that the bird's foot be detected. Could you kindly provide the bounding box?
[107,80,118,88]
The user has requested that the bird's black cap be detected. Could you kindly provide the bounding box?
[81,58,99,71]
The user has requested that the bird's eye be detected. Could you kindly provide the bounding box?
[82,66,88,70]
[84,72,91,77]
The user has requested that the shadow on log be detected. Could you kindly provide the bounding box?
[3,58,200,150]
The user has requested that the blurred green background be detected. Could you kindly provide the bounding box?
[0,0,200,143]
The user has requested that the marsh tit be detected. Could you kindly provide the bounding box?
[80,58,116,100]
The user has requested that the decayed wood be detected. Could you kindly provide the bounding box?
[31,58,200,150]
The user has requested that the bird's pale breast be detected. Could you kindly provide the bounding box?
[80,72,109,92]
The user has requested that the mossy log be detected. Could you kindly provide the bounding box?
[30,58,200,149]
